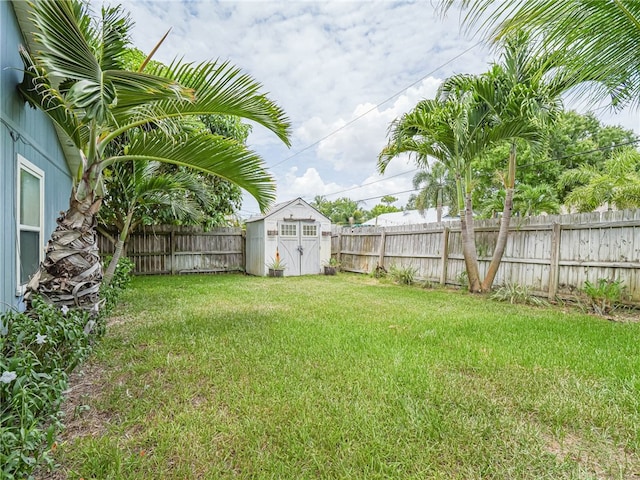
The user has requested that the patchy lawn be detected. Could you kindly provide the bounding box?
[43,274,640,479]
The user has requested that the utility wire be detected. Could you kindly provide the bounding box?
[268,40,484,170]
[321,167,420,198]
[336,138,640,205]
[519,138,640,169]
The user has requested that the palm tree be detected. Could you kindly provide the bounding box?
[379,93,490,291]
[515,183,560,217]
[411,161,457,222]
[18,0,290,310]
[441,34,569,291]
[380,37,566,291]
[98,161,213,286]
[559,148,640,212]
[480,183,560,218]
[438,0,640,109]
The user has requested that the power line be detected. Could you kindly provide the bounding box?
[327,138,640,205]
[268,40,484,170]
[519,138,640,169]
[321,167,420,198]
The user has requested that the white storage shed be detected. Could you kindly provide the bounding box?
[245,198,332,276]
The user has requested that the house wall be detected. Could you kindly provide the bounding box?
[1,1,72,311]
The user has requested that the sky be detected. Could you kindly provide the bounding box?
[117,0,640,217]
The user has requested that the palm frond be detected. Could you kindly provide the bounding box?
[143,59,292,146]
[107,130,276,211]
[438,0,640,108]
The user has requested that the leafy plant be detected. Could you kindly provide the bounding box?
[582,279,626,315]
[491,283,549,306]
[266,258,286,271]
[456,270,469,290]
[1,299,93,478]
[0,257,133,479]
[389,264,418,285]
[324,257,341,267]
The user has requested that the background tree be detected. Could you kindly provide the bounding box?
[471,111,638,208]
[19,0,291,310]
[99,161,212,285]
[368,202,401,220]
[559,148,640,212]
[411,161,457,221]
[311,196,368,225]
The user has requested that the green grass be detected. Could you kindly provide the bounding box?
[52,274,640,479]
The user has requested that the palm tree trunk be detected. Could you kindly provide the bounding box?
[481,143,516,291]
[25,184,103,311]
[103,209,134,287]
[456,170,482,292]
[460,191,482,292]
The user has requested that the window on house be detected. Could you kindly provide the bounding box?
[17,155,44,292]
[302,225,317,237]
[280,223,297,237]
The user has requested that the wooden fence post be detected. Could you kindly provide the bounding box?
[548,222,561,300]
[378,228,386,268]
[337,232,342,265]
[170,229,176,275]
[440,227,450,286]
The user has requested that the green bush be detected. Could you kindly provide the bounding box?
[389,264,418,285]
[100,256,134,314]
[582,278,626,315]
[491,283,549,307]
[0,257,133,479]
[0,298,94,478]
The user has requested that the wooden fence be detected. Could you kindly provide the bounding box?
[332,209,640,302]
[98,225,244,275]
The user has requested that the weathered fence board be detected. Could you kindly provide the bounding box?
[332,209,640,302]
[98,225,244,275]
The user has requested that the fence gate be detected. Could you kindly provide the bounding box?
[277,220,321,275]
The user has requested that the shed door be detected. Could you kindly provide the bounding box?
[278,221,320,275]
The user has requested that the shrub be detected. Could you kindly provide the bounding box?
[0,299,94,478]
[389,264,418,285]
[491,283,549,307]
[0,257,133,479]
[456,270,469,290]
[100,256,134,314]
[582,278,626,315]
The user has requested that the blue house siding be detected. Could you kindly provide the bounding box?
[1,1,73,312]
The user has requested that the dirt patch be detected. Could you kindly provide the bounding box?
[35,361,114,480]
[543,431,640,479]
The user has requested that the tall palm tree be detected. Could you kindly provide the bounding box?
[437,0,640,109]
[559,148,640,212]
[98,161,213,286]
[411,161,457,222]
[441,34,569,290]
[379,93,490,291]
[18,0,290,310]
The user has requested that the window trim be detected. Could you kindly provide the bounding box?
[17,155,45,295]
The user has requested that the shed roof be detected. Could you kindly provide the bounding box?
[245,197,330,223]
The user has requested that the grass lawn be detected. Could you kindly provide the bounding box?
[49,274,639,479]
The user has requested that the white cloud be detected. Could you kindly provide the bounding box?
[118,0,639,218]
